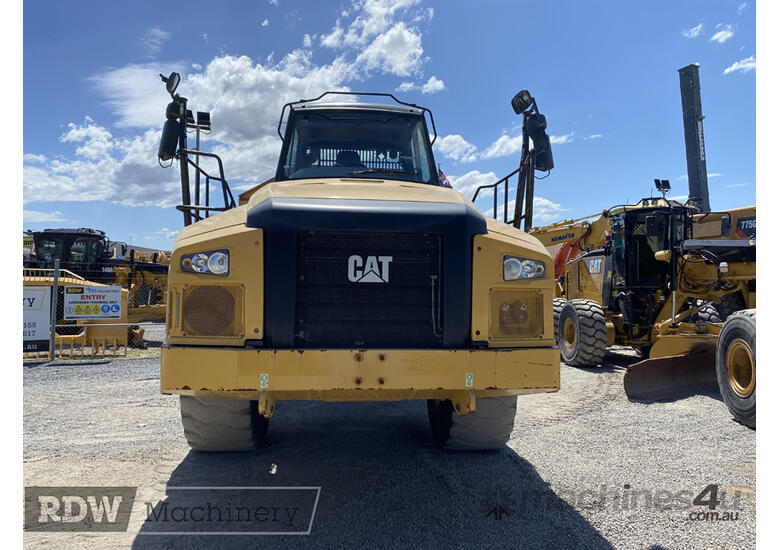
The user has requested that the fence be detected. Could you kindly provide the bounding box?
[23,260,167,360]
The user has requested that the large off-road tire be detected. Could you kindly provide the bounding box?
[179,396,269,451]
[553,297,566,344]
[715,309,756,428]
[427,396,517,451]
[693,300,722,324]
[558,299,607,367]
[716,292,746,320]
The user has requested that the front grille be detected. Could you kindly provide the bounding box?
[295,230,442,347]
[181,284,244,338]
[488,289,544,342]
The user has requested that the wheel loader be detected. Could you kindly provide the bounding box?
[154,74,560,451]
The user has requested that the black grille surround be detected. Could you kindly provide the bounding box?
[295,230,442,348]
[247,197,487,348]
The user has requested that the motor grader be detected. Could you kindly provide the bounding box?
[530,193,756,427]
[473,64,756,428]
[155,74,560,451]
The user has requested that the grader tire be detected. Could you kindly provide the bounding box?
[427,396,517,451]
[558,299,607,367]
[553,297,566,345]
[716,293,746,320]
[694,301,722,324]
[180,396,269,451]
[715,309,756,428]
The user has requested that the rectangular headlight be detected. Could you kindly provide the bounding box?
[503,255,545,280]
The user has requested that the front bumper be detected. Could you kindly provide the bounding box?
[161,346,560,403]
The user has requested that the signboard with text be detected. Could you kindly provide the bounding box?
[63,286,123,320]
[23,286,51,352]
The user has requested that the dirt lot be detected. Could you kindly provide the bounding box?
[23,347,755,549]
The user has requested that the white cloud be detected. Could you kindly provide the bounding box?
[395,74,444,94]
[481,134,524,159]
[302,33,312,47]
[23,153,47,163]
[202,33,209,43]
[710,25,734,43]
[725,182,752,188]
[682,23,703,39]
[708,172,723,178]
[738,2,748,13]
[320,21,344,48]
[585,134,602,140]
[449,170,498,199]
[261,19,269,27]
[24,0,438,211]
[268,0,278,4]
[60,118,113,159]
[723,55,755,74]
[355,22,423,76]
[24,121,182,207]
[550,132,574,144]
[481,132,573,159]
[434,134,477,163]
[532,196,568,224]
[23,210,67,223]
[140,26,170,58]
[421,75,444,93]
[480,196,567,225]
[89,62,187,128]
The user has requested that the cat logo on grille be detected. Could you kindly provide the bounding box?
[348,255,393,283]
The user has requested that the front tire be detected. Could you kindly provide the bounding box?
[553,297,566,344]
[427,396,517,451]
[715,309,756,428]
[180,396,269,451]
[558,299,607,367]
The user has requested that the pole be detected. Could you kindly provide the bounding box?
[48,259,60,360]
[178,101,192,226]
[194,126,201,218]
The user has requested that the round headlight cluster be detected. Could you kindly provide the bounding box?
[503,255,545,280]
[207,252,229,275]
[181,250,230,276]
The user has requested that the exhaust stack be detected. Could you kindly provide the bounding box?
[678,64,711,213]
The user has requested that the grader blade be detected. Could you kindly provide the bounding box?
[624,350,717,401]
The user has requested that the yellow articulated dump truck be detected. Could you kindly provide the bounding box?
[155,73,559,451]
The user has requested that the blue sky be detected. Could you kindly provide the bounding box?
[23,0,756,250]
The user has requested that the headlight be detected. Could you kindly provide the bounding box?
[181,250,229,276]
[503,255,545,280]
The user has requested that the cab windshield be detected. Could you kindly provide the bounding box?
[276,109,437,185]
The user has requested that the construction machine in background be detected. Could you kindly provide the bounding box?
[474,64,756,428]
[24,227,171,348]
[24,227,170,322]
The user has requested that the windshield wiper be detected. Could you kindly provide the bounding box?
[346,168,418,177]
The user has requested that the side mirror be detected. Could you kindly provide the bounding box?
[720,215,732,238]
[158,119,180,161]
[162,72,181,96]
[511,90,533,115]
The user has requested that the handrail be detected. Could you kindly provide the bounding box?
[277,91,438,145]
[471,167,522,224]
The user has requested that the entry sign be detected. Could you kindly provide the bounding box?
[23,286,51,352]
[63,286,123,320]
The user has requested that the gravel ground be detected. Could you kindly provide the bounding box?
[23,348,755,549]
